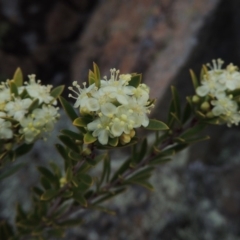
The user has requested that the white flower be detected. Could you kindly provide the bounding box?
[70,67,155,145]
[5,98,32,121]
[87,116,113,145]
[19,116,41,143]
[24,74,54,104]
[32,105,60,131]
[0,112,13,139]
[68,81,99,111]
[0,82,11,104]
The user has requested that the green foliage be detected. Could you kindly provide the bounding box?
[0,63,218,239]
[93,62,101,88]
[0,163,25,181]
[128,73,142,87]
[12,67,23,87]
[50,85,65,99]
[59,96,78,122]
[146,119,169,131]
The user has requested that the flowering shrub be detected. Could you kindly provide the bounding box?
[0,68,64,165]
[0,61,239,240]
[69,67,155,145]
[193,59,240,126]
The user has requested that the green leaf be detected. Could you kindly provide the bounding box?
[88,69,95,85]
[182,97,192,124]
[32,187,44,197]
[66,167,73,182]
[55,144,69,162]
[61,129,83,141]
[145,119,169,131]
[40,189,58,201]
[15,143,34,158]
[108,137,118,147]
[73,192,88,207]
[45,229,64,238]
[0,163,25,181]
[84,132,97,144]
[200,65,208,81]
[73,117,92,127]
[180,124,206,139]
[59,135,79,153]
[93,187,126,205]
[40,176,52,190]
[13,67,23,87]
[110,158,131,183]
[0,220,14,239]
[9,81,18,96]
[58,218,83,227]
[167,100,175,127]
[149,158,171,166]
[93,62,101,88]
[28,99,39,112]
[171,86,181,120]
[79,174,93,186]
[127,179,154,191]
[88,205,116,215]
[58,96,78,122]
[183,135,210,144]
[50,85,65,99]
[87,153,106,166]
[49,162,61,178]
[68,151,82,161]
[62,191,73,198]
[128,74,142,87]
[189,69,199,90]
[99,154,110,186]
[38,166,57,183]
[127,167,154,181]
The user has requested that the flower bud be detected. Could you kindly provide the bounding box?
[206,111,214,118]
[59,177,67,188]
[82,147,91,156]
[192,95,200,103]
[200,102,210,112]
[120,133,131,145]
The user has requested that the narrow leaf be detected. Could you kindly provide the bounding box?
[9,81,18,96]
[58,96,78,122]
[28,99,39,112]
[13,67,23,87]
[37,166,57,183]
[189,69,199,90]
[88,69,95,85]
[84,132,97,144]
[171,86,181,120]
[146,119,169,131]
[0,163,25,181]
[59,135,79,153]
[73,192,88,207]
[41,189,58,201]
[128,74,142,87]
[15,143,34,158]
[73,117,92,127]
[110,158,131,183]
[50,85,65,99]
[93,62,101,88]
[61,129,83,141]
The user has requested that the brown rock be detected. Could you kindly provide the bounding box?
[71,0,220,110]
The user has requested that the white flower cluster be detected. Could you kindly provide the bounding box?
[69,69,154,145]
[0,75,60,144]
[196,59,240,126]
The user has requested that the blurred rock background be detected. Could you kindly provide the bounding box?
[1,0,240,239]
